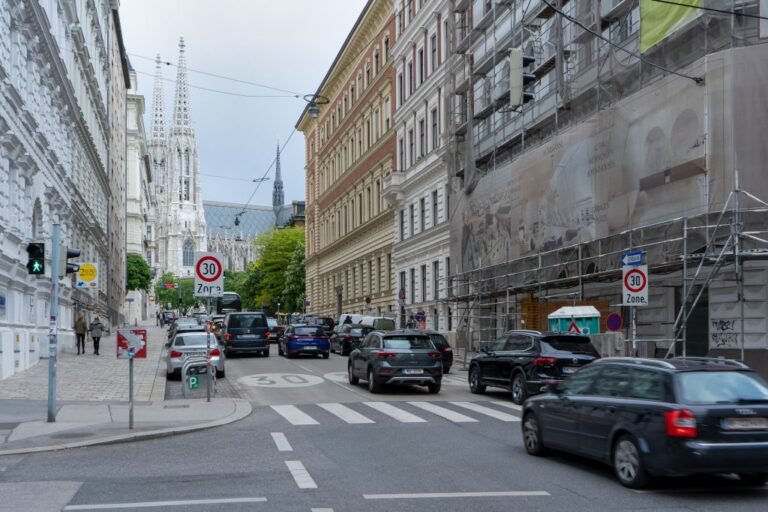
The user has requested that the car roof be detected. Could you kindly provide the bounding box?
[376,329,430,337]
[594,357,752,372]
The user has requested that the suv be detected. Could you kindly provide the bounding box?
[222,312,270,357]
[521,357,768,488]
[468,330,600,404]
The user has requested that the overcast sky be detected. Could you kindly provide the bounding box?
[120,0,368,212]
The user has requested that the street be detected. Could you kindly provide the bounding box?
[2,345,767,512]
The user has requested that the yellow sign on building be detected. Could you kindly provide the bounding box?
[76,263,98,288]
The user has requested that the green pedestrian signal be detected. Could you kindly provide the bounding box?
[26,243,45,275]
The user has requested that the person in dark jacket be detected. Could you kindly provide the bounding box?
[75,313,88,355]
[89,317,104,355]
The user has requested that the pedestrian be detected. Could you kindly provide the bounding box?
[89,316,104,355]
[406,315,416,329]
[156,311,161,327]
[74,312,88,355]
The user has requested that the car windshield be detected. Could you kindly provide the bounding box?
[174,334,213,347]
[540,336,599,356]
[228,315,266,328]
[294,327,324,336]
[383,336,433,349]
[677,371,768,404]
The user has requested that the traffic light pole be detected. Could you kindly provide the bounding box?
[48,224,60,423]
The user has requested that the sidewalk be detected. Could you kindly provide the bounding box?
[0,320,167,401]
[0,398,252,455]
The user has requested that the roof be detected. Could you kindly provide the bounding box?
[204,201,292,238]
[548,306,601,319]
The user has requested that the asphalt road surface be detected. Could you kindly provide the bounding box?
[3,345,767,511]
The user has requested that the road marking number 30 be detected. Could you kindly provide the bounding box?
[238,373,324,388]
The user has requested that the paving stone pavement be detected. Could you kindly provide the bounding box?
[0,320,167,402]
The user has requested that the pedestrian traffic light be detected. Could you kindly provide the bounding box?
[26,242,45,275]
[59,244,80,278]
[509,48,536,109]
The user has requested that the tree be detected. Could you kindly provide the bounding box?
[126,253,152,291]
[154,273,197,312]
[282,243,305,312]
[253,227,304,310]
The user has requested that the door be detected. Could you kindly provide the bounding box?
[576,365,633,458]
[500,334,536,384]
[541,365,602,451]
[481,336,510,385]
[353,334,378,376]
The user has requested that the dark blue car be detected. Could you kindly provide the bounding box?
[279,324,330,359]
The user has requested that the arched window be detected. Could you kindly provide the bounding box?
[183,239,194,267]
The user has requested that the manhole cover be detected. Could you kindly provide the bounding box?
[50,432,96,439]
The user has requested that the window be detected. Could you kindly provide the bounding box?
[445,183,451,217]
[399,271,406,298]
[430,34,437,73]
[418,119,425,158]
[384,36,389,61]
[374,50,380,74]
[561,366,601,396]
[368,261,373,294]
[432,190,438,226]
[431,107,438,150]
[593,366,632,397]
[398,138,405,170]
[408,129,414,166]
[433,261,439,301]
[630,369,667,401]
[376,179,381,212]
[358,127,362,155]
[366,120,371,148]
[409,204,415,236]
[505,335,534,351]
[397,72,404,106]
[358,193,363,225]
[417,48,424,84]
[420,265,427,303]
[419,197,425,232]
[384,98,391,129]
[407,61,414,95]
[399,209,405,240]
[182,239,194,266]
[374,109,381,139]
[365,65,370,87]
[410,268,415,304]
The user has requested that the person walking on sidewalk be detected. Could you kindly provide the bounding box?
[89,316,104,355]
[75,313,88,355]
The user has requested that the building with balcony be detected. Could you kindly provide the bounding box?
[297,0,397,318]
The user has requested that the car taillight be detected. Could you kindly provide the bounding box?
[377,352,398,359]
[226,332,231,341]
[665,409,698,438]
[443,347,452,352]
[209,348,220,356]
[533,357,557,366]
[427,351,442,359]
[265,330,270,338]
[169,350,183,358]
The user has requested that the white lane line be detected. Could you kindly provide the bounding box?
[271,405,319,426]
[318,403,375,424]
[363,491,549,499]
[407,401,478,423]
[491,401,523,412]
[271,432,293,452]
[311,509,334,512]
[63,497,267,510]
[286,460,318,489]
[450,402,521,422]
[363,402,427,423]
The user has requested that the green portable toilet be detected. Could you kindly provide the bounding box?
[547,306,601,335]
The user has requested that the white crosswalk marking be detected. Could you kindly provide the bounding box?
[271,405,319,426]
[450,401,521,422]
[492,401,523,412]
[363,401,427,423]
[407,401,478,423]
[318,403,375,424]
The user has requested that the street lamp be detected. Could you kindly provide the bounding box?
[277,302,280,317]
[304,94,329,119]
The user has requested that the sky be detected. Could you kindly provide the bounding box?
[120,0,368,212]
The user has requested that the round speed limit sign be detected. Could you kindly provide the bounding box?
[622,264,648,306]
[194,252,224,297]
[196,255,222,282]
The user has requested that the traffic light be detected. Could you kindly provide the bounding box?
[26,243,45,275]
[509,48,536,109]
[59,244,80,278]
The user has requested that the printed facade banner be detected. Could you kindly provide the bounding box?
[640,0,701,53]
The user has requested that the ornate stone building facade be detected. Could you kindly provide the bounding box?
[150,40,207,278]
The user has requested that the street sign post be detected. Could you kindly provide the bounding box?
[621,250,648,355]
[194,252,224,297]
[117,329,147,430]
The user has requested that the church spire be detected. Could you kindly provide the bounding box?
[272,141,284,217]
[150,54,165,142]
[172,36,193,134]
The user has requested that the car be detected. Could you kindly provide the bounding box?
[360,316,396,331]
[468,330,600,404]
[330,324,374,356]
[166,331,225,380]
[167,318,205,341]
[424,331,453,373]
[267,317,285,342]
[278,324,330,358]
[221,312,270,357]
[309,316,335,337]
[348,330,443,394]
[521,357,768,488]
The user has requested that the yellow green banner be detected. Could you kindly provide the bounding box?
[640,0,701,53]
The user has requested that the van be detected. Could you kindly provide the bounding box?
[222,312,270,357]
[360,316,396,331]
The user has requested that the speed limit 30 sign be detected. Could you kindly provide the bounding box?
[194,252,224,297]
[622,264,648,306]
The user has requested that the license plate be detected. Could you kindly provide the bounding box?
[304,346,317,350]
[722,417,768,430]
[562,367,578,374]
[239,334,256,339]
[403,369,424,375]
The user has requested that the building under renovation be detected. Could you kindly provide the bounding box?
[443,0,768,373]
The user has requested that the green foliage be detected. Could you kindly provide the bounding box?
[154,273,197,312]
[253,227,305,310]
[282,243,306,312]
[126,253,152,291]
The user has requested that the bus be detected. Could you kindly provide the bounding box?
[216,292,242,314]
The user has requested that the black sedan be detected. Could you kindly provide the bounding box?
[330,324,373,356]
[521,357,768,488]
[468,330,600,404]
[348,330,442,394]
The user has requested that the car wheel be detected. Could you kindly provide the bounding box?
[613,435,651,489]
[469,365,486,394]
[427,381,441,394]
[367,368,381,394]
[216,369,225,379]
[738,473,768,486]
[322,352,330,359]
[511,373,528,405]
[522,413,547,456]
[167,369,180,381]
[348,362,359,385]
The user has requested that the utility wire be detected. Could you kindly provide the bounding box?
[539,0,704,84]
[201,173,270,182]
[651,0,768,21]
[135,70,298,98]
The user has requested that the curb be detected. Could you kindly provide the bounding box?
[0,398,252,456]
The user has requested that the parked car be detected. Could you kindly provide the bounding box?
[167,318,205,341]
[348,330,443,394]
[468,330,600,404]
[221,312,270,357]
[267,317,285,342]
[166,331,225,380]
[360,316,396,331]
[278,324,330,358]
[330,324,374,356]
[424,331,453,373]
[522,357,768,488]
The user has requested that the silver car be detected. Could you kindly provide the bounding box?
[166,332,225,380]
